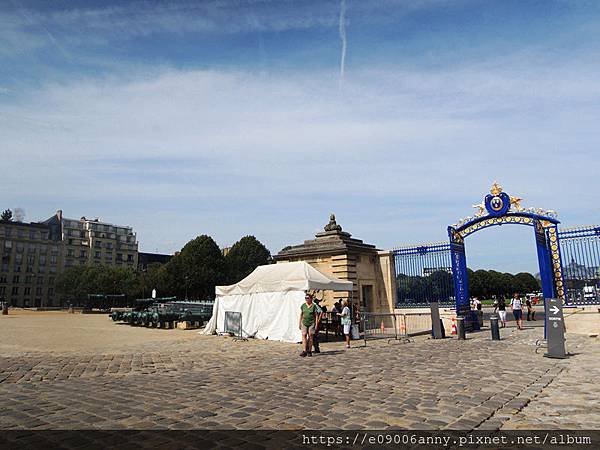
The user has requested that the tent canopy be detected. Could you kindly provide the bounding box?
[215,261,353,296]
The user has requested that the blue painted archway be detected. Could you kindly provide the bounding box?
[448,182,566,317]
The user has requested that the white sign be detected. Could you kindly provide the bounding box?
[152,289,157,299]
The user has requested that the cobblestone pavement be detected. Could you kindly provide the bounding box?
[0,313,598,434]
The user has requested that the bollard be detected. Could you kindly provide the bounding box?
[456,316,466,340]
[490,315,500,341]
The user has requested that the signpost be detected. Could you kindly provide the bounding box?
[544,298,567,359]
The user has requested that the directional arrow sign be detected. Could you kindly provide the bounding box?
[545,298,567,359]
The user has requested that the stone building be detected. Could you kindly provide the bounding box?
[0,220,62,307]
[0,210,139,307]
[275,215,397,314]
[42,210,138,270]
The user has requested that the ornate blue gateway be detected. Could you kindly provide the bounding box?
[449,182,564,317]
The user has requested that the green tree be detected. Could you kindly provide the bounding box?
[514,272,540,294]
[225,235,271,283]
[55,266,88,304]
[1,209,13,221]
[178,235,226,300]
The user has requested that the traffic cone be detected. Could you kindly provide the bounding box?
[451,317,457,335]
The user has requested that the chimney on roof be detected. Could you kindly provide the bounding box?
[56,210,62,221]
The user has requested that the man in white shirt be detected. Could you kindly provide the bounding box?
[510,293,524,330]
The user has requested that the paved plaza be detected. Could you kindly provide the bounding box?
[1,310,599,436]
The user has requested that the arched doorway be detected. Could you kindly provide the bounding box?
[448,182,565,318]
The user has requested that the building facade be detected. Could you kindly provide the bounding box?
[0,210,139,307]
[275,214,397,314]
[42,210,138,270]
[0,220,62,307]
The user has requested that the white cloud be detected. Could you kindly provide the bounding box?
[1,54,599,258]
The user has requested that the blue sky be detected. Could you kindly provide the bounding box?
[1,0,599,273]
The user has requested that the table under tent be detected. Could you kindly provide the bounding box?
[202,261,353,343]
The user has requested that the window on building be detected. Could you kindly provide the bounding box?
[49,267,56,274]
[48,277,54,285]
[67,249,74,257]
[127,254,134,262]
[11,286,18,295]
[27,255,35,264]
[5,228,12,237]
[24,287,31,295]
[48,288,54,296]
[25,275,32,283]
[36,276,43,285]
[4,240,12,250]
[0,275,6,283]
[17,229,24,238]
[13,265,21,273]
[39,245,47,255]
[39,255,46,266]
[50,255,57,265]
[15,254,22,264]
[117,253,123,261]
[80,250,86,258]
[26,266,33,273]
[41,231,48,240]
[95,251,101,258]
[37,266,46,274]
[0,286,5,296]
[51,246,59,255]
[35,287,42,296]
[28,244,36,253]
[16,243,24,253]
[1,263,8,273]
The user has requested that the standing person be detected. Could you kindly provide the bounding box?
[333,301,342,336]
[525,297,535,321]
[299,293,318,357]
[337,299,352,349]
[511,293,524,330]
[312,299,323,354]
[497,296,507,328]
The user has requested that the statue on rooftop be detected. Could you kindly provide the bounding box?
[324,213,343,232]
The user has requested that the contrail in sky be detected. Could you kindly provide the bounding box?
[339,0,347,83]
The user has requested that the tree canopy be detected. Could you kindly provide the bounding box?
[1,209,13,221]
[56,234,271,303]
[225,235,271,283]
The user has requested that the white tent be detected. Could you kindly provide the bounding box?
[202,262,353,343]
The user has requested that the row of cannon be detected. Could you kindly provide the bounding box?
[110,300,214,329]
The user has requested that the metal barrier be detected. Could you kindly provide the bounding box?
[361,311,437,346]
[224,311,246,341]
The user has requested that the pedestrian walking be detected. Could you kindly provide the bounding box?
[511,293,524,330]
[526,297,535,321]
[337,299,352,349]
[496,297,507,328]
[299,293,318,357]
[312,299,323,354]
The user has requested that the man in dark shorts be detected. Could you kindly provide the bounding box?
[526,297,535,321]
[299,293,318,357]
[511,293,524,330]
